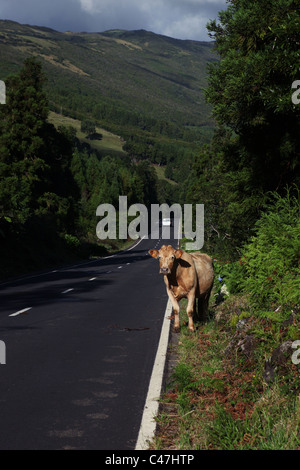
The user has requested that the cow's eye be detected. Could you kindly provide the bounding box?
[157,256,161,260]
[171,255,175,260]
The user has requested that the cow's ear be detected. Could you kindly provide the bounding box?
[175,249,183,258]
[149,249,159,258]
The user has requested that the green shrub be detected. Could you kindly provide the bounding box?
[217,188,300,312]
[64,233,80,250]
[240,189,300,309]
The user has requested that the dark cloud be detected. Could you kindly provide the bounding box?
[0,0,227,40]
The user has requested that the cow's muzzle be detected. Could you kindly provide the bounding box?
[160,267,170,274]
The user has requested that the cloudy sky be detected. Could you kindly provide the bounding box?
[0,0,227,41]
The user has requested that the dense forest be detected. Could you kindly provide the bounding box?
[0,58,161,276]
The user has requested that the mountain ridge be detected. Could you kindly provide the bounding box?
[0,19,217,131]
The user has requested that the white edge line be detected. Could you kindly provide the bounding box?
[61,288,74,294]
[135,298,172,450]
[126,235,146,251]
[9,307,32,317]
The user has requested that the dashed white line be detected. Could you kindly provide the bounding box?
[118,266,122,269]
[9,307,32,317]
[61,288,74,294]
[89,277,97,281]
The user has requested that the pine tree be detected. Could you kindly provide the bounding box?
[0,58,50,222]
[0,58,77,229]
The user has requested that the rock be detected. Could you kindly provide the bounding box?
[236,317,250,330]
[237,334,257,359]
[263,340,294,384]
[263,358,276,384]
[225,333,257,360]
[271,340,294,366]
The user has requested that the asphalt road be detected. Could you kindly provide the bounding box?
[0,231,177,450]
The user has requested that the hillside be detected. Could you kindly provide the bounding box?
[0,20,217,133]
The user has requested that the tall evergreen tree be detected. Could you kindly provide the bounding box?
[0,58,49,222]
[0,57,77,228]
[205,0,300,191]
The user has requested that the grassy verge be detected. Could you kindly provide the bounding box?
[150,294,300,450]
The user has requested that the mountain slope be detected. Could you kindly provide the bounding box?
[0,20,217,129]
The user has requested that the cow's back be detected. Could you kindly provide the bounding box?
[190,252,214,296]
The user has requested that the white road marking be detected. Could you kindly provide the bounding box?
[126,235,146,251]
[118,266,122,269]
[61,288,74,294]
[135,299,172,450]
[9,307,32,317]
[89,277,97,281]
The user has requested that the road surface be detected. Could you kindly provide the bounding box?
[0,231,177,450]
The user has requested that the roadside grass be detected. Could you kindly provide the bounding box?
[151,295,300,450]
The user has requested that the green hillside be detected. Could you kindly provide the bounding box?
[0,20,216,132]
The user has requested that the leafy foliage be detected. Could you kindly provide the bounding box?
[240,189,300,308]
[218,189,300,313]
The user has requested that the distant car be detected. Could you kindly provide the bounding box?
[162,217,172,226]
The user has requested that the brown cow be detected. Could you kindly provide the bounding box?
[149,245,214,332]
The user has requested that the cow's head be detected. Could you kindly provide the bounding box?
[149,245,183,274]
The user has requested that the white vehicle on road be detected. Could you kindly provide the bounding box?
[162,217,172,226]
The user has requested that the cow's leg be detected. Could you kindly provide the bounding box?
[167,291,181,332]
[193,298,201,323]
[200,287,213,322]
[197,296,204,322]
[186,292,196,332]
